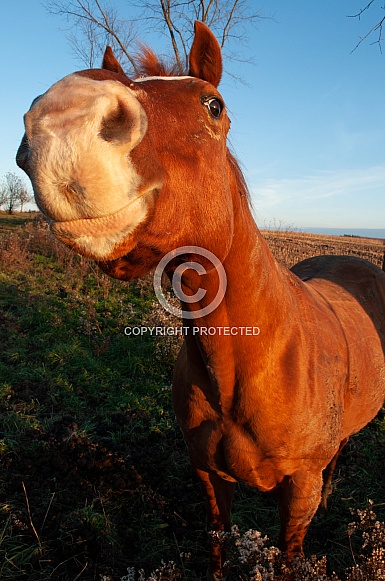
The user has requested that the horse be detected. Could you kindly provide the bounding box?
[16,21,385,580]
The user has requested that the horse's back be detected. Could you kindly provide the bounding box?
[292,254,385,436]
[292,254,385,335]
[291,253,385,281]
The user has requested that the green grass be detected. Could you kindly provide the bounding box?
[0,217,191,579]
[1,216,385,580]
[0,210,39,232]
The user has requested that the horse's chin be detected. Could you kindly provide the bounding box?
[48,199,147,261]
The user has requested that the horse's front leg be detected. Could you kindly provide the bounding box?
[277,469,323,559]
[196,468,236,581]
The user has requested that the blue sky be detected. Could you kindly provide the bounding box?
[2,0,384,230]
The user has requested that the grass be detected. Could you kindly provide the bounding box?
[1,213,385,580]
[0,210,40,232]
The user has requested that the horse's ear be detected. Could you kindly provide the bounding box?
[102,46,125,75]
[189,21,222,87]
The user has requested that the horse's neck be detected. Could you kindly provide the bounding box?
[182,195,295,408]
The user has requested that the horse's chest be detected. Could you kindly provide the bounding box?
[181,407,290,491]
[180,388,339,491]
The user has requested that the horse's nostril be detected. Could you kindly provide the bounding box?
[99,99,134,144]
[16,134,30,174]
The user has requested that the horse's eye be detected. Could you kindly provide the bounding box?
[202,97,223,119]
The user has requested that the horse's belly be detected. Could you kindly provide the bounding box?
[312,280,385,436]
[300,260,385,438]
[342,325,385,436]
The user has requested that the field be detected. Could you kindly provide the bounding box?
[261,229,385,270]
[1,213,385,580]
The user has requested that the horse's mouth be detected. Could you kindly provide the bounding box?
[47,197,148,260]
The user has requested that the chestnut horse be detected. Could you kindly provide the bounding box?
[17,22,385,580]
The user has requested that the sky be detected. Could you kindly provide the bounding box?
[2,0,384,231]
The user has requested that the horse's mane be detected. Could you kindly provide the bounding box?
[226,150,252,204]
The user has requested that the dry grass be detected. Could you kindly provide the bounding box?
[261,230,384,270]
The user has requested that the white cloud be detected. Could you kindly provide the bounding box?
[251,165,385,208]
[249,165,385,228]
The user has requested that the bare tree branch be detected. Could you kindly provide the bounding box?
[348,0,385,53]
[221,0,240,48]
[45,0,265,81]
[349,0,378,19]
[159,0,184,72]
[45,0,140,73]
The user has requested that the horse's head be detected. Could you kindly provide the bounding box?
[17,22,236,279]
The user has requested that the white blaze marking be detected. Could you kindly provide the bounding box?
[134,76,195,83]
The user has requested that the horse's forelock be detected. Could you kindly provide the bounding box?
[135,44,183,78]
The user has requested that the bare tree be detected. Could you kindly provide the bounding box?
[0,185,7,210]
[0,172,31,214]
[19,188,33,213]
[45,0,263,77]
[348,0,385,52]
